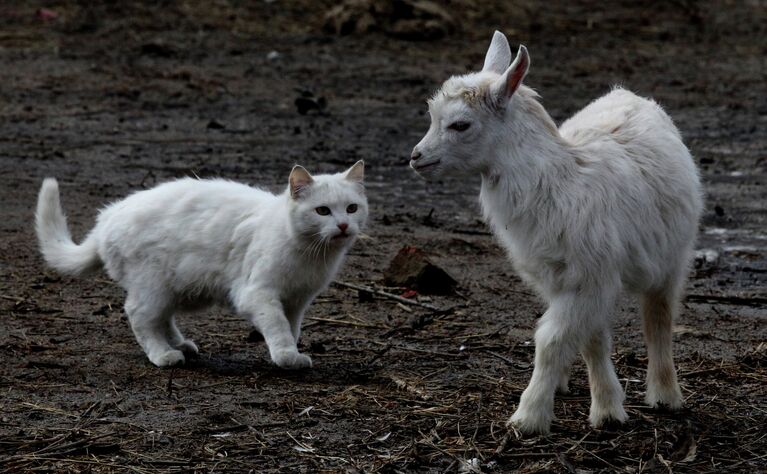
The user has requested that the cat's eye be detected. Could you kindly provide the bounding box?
[448,121,471,132]
[315,206,331,216]
[346,204,358,214]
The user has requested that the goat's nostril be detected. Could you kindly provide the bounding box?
[411,150,422,161]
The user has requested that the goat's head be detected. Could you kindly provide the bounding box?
[411,31,530,178]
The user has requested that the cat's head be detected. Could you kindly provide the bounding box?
[287,161,368,251]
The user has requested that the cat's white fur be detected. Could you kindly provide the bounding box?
[35,162,367,369]
[411,31,702,433]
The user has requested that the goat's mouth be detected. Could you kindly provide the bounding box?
[411,159,441,172]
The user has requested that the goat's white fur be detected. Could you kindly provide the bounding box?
[411,31,703,434]
[35,162,367,369]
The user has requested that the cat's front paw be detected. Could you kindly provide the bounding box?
[271,349,313,370]
[149,349,186,367]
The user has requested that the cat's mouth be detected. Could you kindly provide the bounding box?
[331,233,351,241]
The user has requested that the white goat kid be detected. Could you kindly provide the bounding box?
[411,31,703,434]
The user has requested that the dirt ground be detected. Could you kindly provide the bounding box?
[1,1,765,472]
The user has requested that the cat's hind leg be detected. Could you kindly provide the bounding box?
[124,283,185,367]
[164,316,199,356]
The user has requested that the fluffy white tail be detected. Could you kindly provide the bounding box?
[35,178,101,275]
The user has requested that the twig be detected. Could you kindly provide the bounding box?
[371,340,463,358]
[306,316,385,329]
[686,294,767,307]
[0,295,25,303]
[333,281,442,311]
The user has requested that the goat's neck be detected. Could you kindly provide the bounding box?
[479,108,574,224]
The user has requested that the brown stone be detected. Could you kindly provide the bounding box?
[383,246,458,295]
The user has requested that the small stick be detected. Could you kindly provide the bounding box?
[306,316,384,329]
[0,295,25,303]
[686,294,767,308]
[333,281,441,311]
[371,340,462,358]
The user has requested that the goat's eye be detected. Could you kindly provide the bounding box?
[346,204,358,214]
[448,121,471,132]
[315,206,331,216]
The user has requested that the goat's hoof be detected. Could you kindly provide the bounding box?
[589,404,628,429]
[507,410,552,435]
[645,386,683,410]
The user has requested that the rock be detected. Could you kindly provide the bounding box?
[383,246,457,295]
[323,0,380,36]
[324,0,455,41]
[206,119,226,130]
[294,91,327,115]
[139,42,176,58]
[36,8,58,21]
[694,249,720,269]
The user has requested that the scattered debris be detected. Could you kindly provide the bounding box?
[388,373,430,400]
[459,457,482,473]
[694,248,720,268]
[36,8,58,21]
[714,205,725,216]
[92,304,111,316]
[324,0,456,40]
[334,280,442,310]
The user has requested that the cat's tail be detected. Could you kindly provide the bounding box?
[35,178,101,276]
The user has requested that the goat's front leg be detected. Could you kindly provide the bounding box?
[509,292,610,434]
[236,288,312,369]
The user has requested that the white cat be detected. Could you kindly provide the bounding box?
[35,162,367,369]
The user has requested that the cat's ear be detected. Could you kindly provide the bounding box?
[289,165,314,199]
[344,160,364,183]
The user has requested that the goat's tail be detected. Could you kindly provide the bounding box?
[35,178,101,276]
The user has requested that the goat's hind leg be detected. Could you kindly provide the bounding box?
[641,287,683,409]
[581,327,627,427]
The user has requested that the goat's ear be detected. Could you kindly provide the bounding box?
[289,165,314,199]
[482,30,512,74]
[344,160,365,183]
[493,45,530,100]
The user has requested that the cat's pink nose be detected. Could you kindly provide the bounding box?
[337,223,348,232]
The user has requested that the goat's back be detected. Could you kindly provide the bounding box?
[559,87,679,147]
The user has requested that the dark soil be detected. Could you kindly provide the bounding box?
[1,1,765,472]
